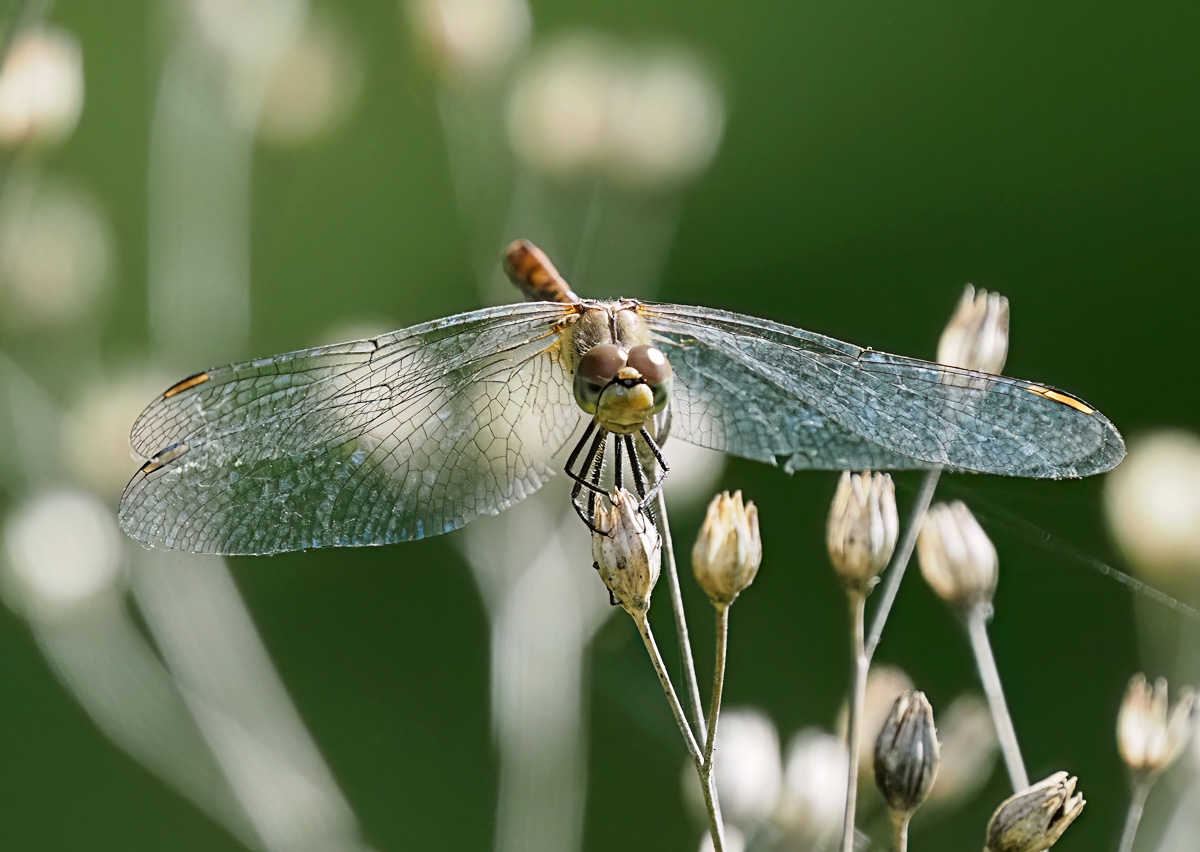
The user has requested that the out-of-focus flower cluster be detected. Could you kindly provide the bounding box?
[506,35,724,188]
[1105,429,1200,587]
[0,25,83,148]
[0,173,114,327]
[683,670,999,850]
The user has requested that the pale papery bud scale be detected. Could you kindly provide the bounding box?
[1117,673,1196,776]
[826,470,898,593]
[692,490,761,606]
[917,501,998,610]
[938,284,1010,375]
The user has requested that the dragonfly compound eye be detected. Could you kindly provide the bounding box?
[574,343,628,415]
[626,345,673,414]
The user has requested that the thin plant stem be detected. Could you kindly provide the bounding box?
[655,490,706,741]
[865,468,940,663]
[841,591,868,852]
[965,605,1028,791]
[632,613,702,765]
[699,604,730,852]
[703,605,729,768]
[634,611,725,851]
[1118,776,1153,852]
[889,810,910,852]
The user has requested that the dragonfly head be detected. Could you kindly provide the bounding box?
[574,343,673,435]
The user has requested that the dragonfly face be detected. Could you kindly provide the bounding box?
[118,240,1125,556]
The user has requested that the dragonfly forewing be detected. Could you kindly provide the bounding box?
[644,303,1124,478]
[119,302,580,555]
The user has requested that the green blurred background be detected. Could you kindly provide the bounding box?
[3,1,1198,850]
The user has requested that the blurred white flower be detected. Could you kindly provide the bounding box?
[925,693,998,810]
[0,175,114,326]
[187,0,305,67]
[837,664,914,783]
[257,13,363,146]
[407,0,531,85]
[507,34,723,188]
[604,51,724,187]
[1105,430,1200,585]
[64,369,171,496]
[0,25,84,148]
[507,36,613,178]
[2,489,124,615]
[698,825,745,852]
[684,707,781,830]
[775,728,847,846]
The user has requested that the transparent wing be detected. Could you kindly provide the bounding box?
[643,303,1125,478]
[119,302,581,555]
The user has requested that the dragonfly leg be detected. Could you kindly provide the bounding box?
[624,434,646,499]
[568,427,609,530]
[614,432,625,491]
[565,423,609,497]
[636,427,670,512]
[624,433,657,526]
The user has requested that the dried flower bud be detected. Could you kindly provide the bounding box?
[984,772,1085,852]
[874,691,939,817]
[1118,673,1196,777]
[938,284,1009,374]
[692,490,761,606]
[826,471,898,594]
[917,501,998,610]
[592,489,661,616]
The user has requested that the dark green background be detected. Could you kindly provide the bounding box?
[4,1,1197,849]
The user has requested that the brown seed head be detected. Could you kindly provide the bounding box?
[874,690,940,817]
[985,772,1085,852]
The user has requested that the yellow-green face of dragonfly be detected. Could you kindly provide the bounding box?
[573,342,673,435]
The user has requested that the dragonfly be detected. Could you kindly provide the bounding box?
[119,240,1125,556]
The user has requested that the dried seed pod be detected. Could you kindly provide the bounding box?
[592,489,661,615]
[692,490,761,606]
[826,471,898,594]
[984,772,1085,852]
[1118,673,1196,777]
[917,501,998,610]
[874,690,940,817]
[938,284,1009,374]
